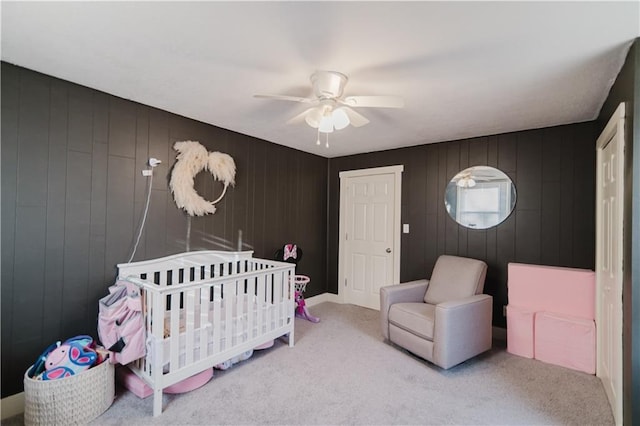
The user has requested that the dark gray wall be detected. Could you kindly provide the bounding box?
[597,39,639,426]
[328,123,596,328]
[0,62,328,397]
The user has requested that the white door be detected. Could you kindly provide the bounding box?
[596,103,624,425]
[339,166,402,310]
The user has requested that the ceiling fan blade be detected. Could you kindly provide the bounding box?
[254,94,315,103]
[342,95,404,108]
[286,107,317,125]
[342,107,370,127]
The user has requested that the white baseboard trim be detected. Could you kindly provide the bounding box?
[304,292,341,307]
[1,392,24,420]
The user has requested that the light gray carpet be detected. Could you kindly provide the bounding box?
[8,302,614,425]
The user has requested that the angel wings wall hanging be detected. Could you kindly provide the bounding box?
[169,140,236,216]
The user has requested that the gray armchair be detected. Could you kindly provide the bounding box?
[380,255,492,369]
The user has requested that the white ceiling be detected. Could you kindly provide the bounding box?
[2,2,638,158]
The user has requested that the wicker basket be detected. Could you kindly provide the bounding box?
[24,360,115,425]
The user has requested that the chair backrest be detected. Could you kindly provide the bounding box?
[423,255,488,305]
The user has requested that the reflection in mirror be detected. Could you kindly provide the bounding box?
[444,166,516,229]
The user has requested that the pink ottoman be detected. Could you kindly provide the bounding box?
[506,305,534,358]
[534,311,596,374]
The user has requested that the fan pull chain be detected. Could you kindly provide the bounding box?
[326,132,329,148]
[316,129,321,146]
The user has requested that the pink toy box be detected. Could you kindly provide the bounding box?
[506,263,596,374]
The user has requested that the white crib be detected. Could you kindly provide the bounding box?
[117,250,296,416]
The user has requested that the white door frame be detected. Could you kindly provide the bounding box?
[338,165,403,304]
[595,102,625,425]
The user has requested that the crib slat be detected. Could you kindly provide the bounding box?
[169,293,180,370]
[224,281,233,350]
[151,288,165,417]
[247,276,256,339]
[213,284,222,353]
[185,289,195,366]
[199,287,209,360]
[157,270,167,286]
[273,271,281,328]
[233,280,248,344]
[267,272,274,332]
[257,273,266,336]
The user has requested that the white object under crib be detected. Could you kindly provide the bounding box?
[117,250,296,416]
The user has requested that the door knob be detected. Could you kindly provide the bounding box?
[386,248,392,253]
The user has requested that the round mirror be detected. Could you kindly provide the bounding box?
[444,166,516,229]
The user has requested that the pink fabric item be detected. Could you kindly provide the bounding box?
[116,366,213,398]
[254,340,274,350]
[98,280,146,365]
[507,263,595,320]
[534,311,596,374]
[116,366,152,399]
[506,305,535,358]
[164,368,213,394]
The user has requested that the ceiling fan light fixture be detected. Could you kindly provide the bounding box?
[457,177,476,188]
[332,107,350,130]
[305,108,323,128]
[318,115,334,133]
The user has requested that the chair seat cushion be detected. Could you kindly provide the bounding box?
[388,303,435,341]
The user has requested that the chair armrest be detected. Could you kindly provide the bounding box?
[433,294,493,369]
[379,280,429,339]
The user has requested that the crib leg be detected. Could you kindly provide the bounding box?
[153,389,163,417]
[288,327,295,347]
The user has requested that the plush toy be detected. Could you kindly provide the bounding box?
[214,350,254,370]
[42,335,98,380]
[27,335,99,381]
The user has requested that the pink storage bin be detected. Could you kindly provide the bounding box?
[534,311,596,374]
[506,305,535,358]
[507,263,595,320]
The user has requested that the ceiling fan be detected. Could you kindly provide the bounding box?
[254,71,404,147]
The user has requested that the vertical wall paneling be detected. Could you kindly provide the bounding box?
[572,124,596,268]
[1,64,20,370]
[42,80,68,340]
[131,105,149,260]
[14,70,50,346]
[63,151,92,336]
[540,128,563,265]
[252,141,267,256]
[0,63,328,397]
[88,142,108,324]
[67,86,93,153]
